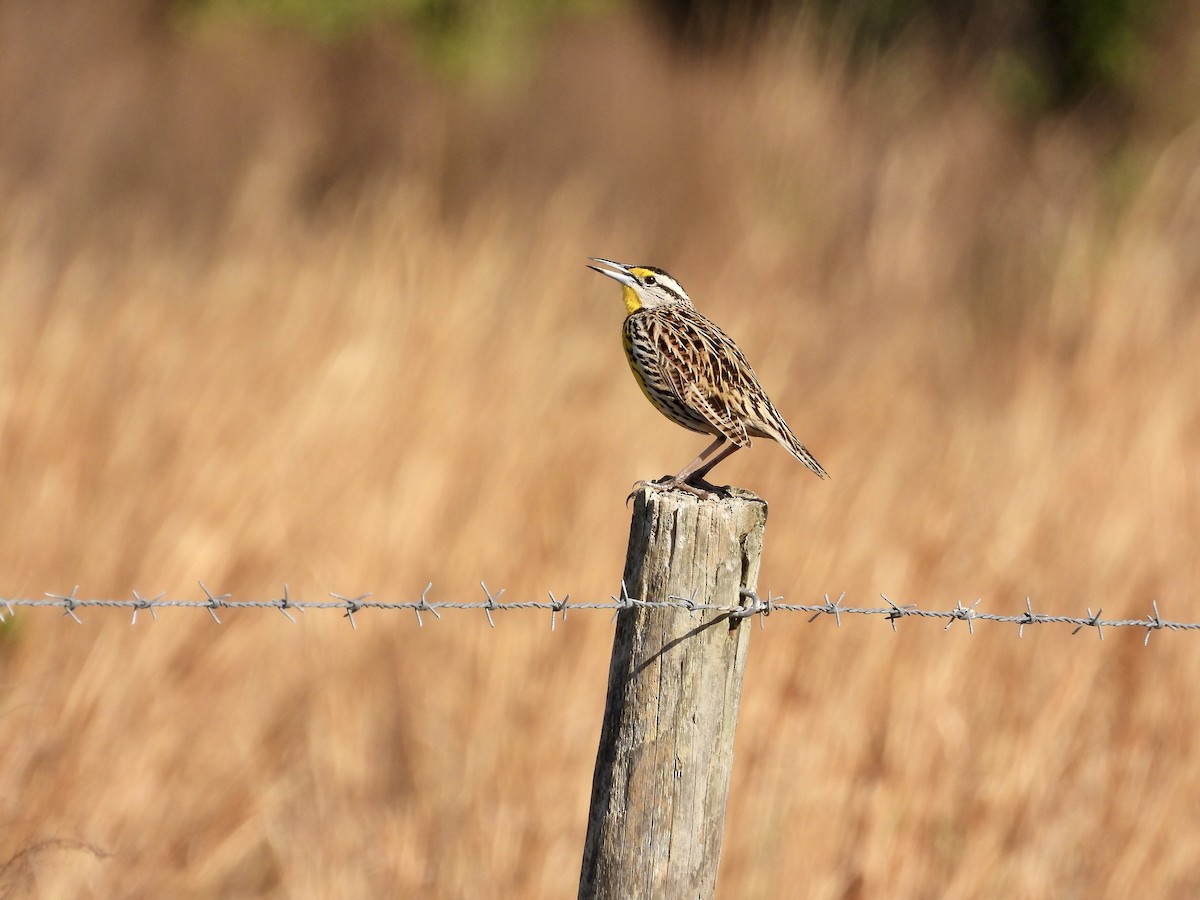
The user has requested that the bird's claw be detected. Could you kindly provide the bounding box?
[626,477,720,505]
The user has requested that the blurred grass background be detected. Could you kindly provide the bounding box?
[3,0,1200,895]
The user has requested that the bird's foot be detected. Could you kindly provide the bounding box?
[626,476,725,505]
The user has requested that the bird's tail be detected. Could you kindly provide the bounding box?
[785,433,829,479]
[774,417,829,479]
[748,391,829,479]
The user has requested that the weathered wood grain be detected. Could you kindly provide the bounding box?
[579,485,768,900]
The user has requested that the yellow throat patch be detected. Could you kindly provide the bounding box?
[621,284,642,315]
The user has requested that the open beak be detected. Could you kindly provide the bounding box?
[588,257,638,287]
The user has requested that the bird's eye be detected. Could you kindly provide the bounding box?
[644,275,657,285]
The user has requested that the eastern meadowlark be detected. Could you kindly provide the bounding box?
[589,258,828,499]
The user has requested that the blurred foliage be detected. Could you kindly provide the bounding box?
[176,0,1166,112]
[178,0,428,38]
[649,0,1162,114]
[176,0,614,82]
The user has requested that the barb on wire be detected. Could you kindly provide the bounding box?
[413,583,441,628]
[131,590,162,625]
[1018,597,1039,638]
[671,591,699,613]
[880,594,916,632]
[1073,607,1104,641]
[275,583,298,623]
[480,581,503,628]
[809,592,846,627]
[198,581,229,625]
[756,591,776,629]
[331,592,369,630]
[548,591,569,631]
[1144,600,1164,646]
[944,599,982,634]
[610,581,632,624]
[2,587,1198,640]
[46,585,82,624]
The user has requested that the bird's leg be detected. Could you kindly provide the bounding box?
[668,435,728,483]
[687,441,742,482]
[629,436,736,502]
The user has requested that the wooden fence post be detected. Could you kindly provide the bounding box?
[578,485,768,900]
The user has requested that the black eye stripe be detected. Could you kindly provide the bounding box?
[659,283,684,302]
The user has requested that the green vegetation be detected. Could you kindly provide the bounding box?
[178,0,1164,110]
[177,0,613,80]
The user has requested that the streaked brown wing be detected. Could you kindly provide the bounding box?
[653,310,753,448]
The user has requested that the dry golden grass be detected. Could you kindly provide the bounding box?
[3,5,1200,897]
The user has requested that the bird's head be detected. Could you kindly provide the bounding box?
[588,258,692,315]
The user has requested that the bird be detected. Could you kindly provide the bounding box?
[589,258,828,499]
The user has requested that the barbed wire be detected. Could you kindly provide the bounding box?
[1,581,1195,644]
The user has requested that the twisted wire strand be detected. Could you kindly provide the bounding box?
[1,583,1192,643]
